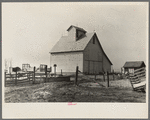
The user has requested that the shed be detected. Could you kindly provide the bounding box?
[22,64,31,72]
[50,25,113,74]
[123,61,146,73]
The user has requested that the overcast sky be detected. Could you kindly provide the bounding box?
[2,2,148,71]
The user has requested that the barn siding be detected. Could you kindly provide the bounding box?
[103,54,111,72]
[83,36,103,74]
[50,52,83,73]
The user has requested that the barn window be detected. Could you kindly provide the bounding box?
[76,30,85,40]
[76,30,79,38]
[93,36,95,44]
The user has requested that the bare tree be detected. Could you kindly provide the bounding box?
[5,58,13,73]
[5,59,8,72]
[9,58,12,73]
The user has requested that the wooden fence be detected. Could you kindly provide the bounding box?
[4,66,50,87]
[129,67,146,92]
[76,66,115,87]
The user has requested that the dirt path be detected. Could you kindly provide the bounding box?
[5,82,61,102]
[4,79,146,103]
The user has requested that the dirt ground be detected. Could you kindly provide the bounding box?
[4,79,146,103]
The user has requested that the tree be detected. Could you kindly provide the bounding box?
[5,58,13,73]
[12,67,21,72]
[5,59,8,72]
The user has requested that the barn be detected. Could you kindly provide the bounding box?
[50,25,113,74]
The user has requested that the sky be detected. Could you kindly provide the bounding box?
[2,2,148,71]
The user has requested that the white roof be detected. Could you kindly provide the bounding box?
[50,33,94,53]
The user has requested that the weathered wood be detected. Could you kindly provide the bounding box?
[107,71,109,87]
[134,67,145,72]
[17,79,30,83]
[113,74,115,80]
[15,71,17,85]
[45,65,47,82]
[95,71,96,80]
[6,74,14,78]
[103,72,105,82]
[129,69,146,92]
[129,78,134,89]
[113,70,115,80]
[129,74,146,79]
[4,72,6,87]
[33,67,35,84]
[134,85,146,92]
[35,73,46,76]
[75,66,79,85]
[35,77,44,79]
[131,81,141,84]
[17,78,29,82]
[136,73,146,78]
[6,81,14,84]
[134,70,146,75]
[6,73,16,75]
[108,72,115,75]
[54,64,57,77]
[28,72,30,82]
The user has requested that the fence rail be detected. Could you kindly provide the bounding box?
[4,66,50,87]
[129,67,146,92]
[134,67,145,72]
[77,68,117,87]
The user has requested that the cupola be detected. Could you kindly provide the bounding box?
[67,25,87,41]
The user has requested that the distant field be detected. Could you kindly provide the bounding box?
[4,78,146,103]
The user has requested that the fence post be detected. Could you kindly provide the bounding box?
[54,64,57,77]
[113,70,115,80]
[15,71,17,85]
[28,72,30,83]
[27,72,28,82]
[45,65,47,83]
[33,67,35,84]
[107,71,109,87]
[4,72,6,87]
[95,71,96,80]
[75,66,79,86]
[61,69,62,76]
[103,72,105,82]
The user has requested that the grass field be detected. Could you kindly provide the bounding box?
[4,77,146,103]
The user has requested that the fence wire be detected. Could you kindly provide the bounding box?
[78,70,105,87]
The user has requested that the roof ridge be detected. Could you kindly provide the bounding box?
[123,61,145,68]
[67,25,86,32]
[50,32,94,53]
[126,61,144,62]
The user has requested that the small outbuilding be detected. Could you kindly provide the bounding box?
[22,64,31,71]
[123,61,146,74]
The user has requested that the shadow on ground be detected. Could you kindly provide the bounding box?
[5,79,146,103]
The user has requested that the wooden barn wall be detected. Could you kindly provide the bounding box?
[103,54,111,72]
[50,52,83,73]
[83,36,103,74]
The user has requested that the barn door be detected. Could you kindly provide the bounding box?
[84,60,88,74]
[89,61,94,74]
[99,62,102,72]
[94,62,99,74]
[94,62,102,74]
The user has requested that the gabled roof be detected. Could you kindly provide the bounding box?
[123,61,146,68]
[67,25,86,33]
[50,32,113,65]
[50,32,94,53]
[94,34,113,65]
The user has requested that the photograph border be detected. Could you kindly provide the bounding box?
[1,1,149,119]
